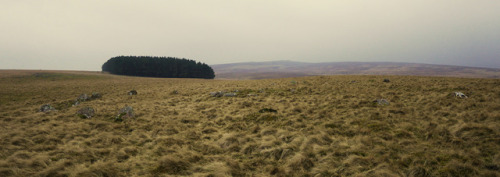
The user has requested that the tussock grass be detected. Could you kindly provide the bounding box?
[0,71,500,176]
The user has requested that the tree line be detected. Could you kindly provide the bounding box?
[102,56,215,79]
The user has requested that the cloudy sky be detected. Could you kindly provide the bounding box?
[1,0,499,70]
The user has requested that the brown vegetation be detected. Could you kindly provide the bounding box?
[0,70,499,176]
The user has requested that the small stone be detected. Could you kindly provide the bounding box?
[116,106,134,122]
[374,99,390,105]
[91,92,102,99]
[383,79,390,83]
[210,91,225,97]
[40,104,55,112]
[454,92,468,98]
[128,90,138,95]
[77,94,89,101]
[77,107,95,119]
[259,108,278,113]
[223,92,237,97]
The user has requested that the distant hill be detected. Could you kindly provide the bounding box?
[212,61,500,79]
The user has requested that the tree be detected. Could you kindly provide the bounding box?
[102,56,215,79]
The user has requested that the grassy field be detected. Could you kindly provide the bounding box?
[0,70,499,176]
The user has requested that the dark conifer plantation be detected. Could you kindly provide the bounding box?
[102,56,215,79]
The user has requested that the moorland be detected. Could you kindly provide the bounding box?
[212,61,500,80]
[0,70,499,176]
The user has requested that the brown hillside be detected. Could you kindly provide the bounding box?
[212,61,500,79]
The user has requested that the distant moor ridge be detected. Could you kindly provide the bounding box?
[212,61,500,80]
[102,56,215,79]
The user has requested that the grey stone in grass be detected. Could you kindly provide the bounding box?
[223,92,237,97]
[374,99,390,105]
[115,106,134,122]
[77,94,89,101]
[128,90,138,95]
[210,91,225,97]
[77,107,95,119]
[454,92,468,98]
[40,104,55,112]
[91,92,102,99]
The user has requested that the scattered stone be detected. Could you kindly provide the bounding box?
[91,92,102,99]
[259,108,278,113]
[247,94,258,97]
[454,92,468,98]
[351,80,357,83]
[77,94,89,101]
[116,106,135,122]
[210,91,225,97]
[383,79,390,83]
[40,104,55,112]
[374,99,390,105]
[128,90,138,95]
[223,92,237,97]
[77,107,95,119]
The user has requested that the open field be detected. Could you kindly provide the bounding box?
[1,70,500,176]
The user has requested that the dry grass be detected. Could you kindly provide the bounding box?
[1,70,499,176]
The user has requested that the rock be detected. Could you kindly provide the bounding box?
[40,104,55,112]
[128,90,138,95]
[454,92,468,98]
[77,107,95,119]
[77,94,89,101]
[374,99,390,105]
[116,106,134,122]
[210,91,225,97]
[259,108,278,113]
[223,92,237,97]
[91,92,102,99]
[383,79,390,83]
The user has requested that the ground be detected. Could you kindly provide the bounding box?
[0,70,499,176]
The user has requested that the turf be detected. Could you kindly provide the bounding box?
[0,70,499,176]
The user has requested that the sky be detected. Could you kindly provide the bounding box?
[1,0,500,71]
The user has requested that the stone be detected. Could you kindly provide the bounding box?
[210,91,225,97]
[383,79,390,83]
[40,104,55,112]
[374,99,390,105]
[116,106,134,122]
[454,92,468,98]
[91,92,102,99]
[77,94,89,101]
[77,107,95,119]
[223,92,237,97]
[259,108,278,113]
[128,90,138,95]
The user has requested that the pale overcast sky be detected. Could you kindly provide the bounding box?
[1,0,499,70]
